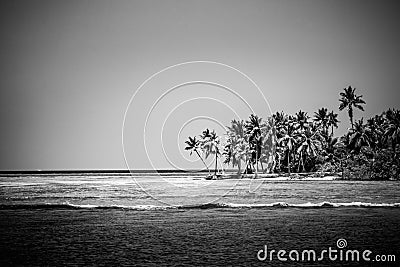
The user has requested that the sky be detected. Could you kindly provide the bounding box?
[1,0,399,170]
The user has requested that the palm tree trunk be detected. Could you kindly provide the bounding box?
[341,157,344,179]
[392,144,398,179]
[244,156,248,174]
[255,149,258,178]
[238,160,242,177]
[218,156,224,174]
[297,155,300,173]
[396,153,400,180]
[287,150,291,176]
[369,151,375,179]
[297,151,303,173]
[392,143,396,161]
[276,154,281,173]
[349,107,354,129]
[195,150,209,173]
[214,153,218,176]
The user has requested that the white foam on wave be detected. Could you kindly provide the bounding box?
[64,201,400,210]
[65,202,99,209]
[63,202,173,210]
[225,201,400,208]
[0,182,47,187]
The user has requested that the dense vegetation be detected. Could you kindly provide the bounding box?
[185,86,400,180]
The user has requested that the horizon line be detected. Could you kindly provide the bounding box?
[0,169,226,174]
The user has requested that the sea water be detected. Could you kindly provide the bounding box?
[0,172,399,266]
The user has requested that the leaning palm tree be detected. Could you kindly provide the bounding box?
[327,110,339,136]
[224,137,250,176]
[314,107,329,135]
[339,86,366,129]
[185,136,210,173]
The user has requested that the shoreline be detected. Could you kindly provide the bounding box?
[1,170,397,181]
[204,172,341,181]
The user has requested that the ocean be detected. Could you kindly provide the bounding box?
[0,172,399,266]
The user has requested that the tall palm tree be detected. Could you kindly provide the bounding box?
[364,115,386,173]
[339,86,366,129]
[185,136,210,172]
[296,126,320,172]
[201,129,221,175]
[259,117,277,173]
[224,119,247,175]
[328,111,339,136]
[278,117,298,175]
[245,114,263,175]
[314,107,329,135]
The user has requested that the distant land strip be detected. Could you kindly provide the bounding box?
[0,169,216,175]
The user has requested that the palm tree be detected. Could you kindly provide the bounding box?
[348,118,371,154]
[185,136,210,172]
[363,115,386,173]
[295,110,310,131]
[383,109,400,159]
[366,115,384,150]
[314,107,329,135]
[278,117,298,175]
[245,114,263,176]
[296,126,320,172]
[273,111,288,134]
[339,86,366,129]
[324,134,338,161]
[224,119,247,176]
[259,117,277,173]
[201,129,221,176]
[328,111,339,136]
[246,114,262,139]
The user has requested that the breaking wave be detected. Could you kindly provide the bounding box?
[1,201,400,211]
